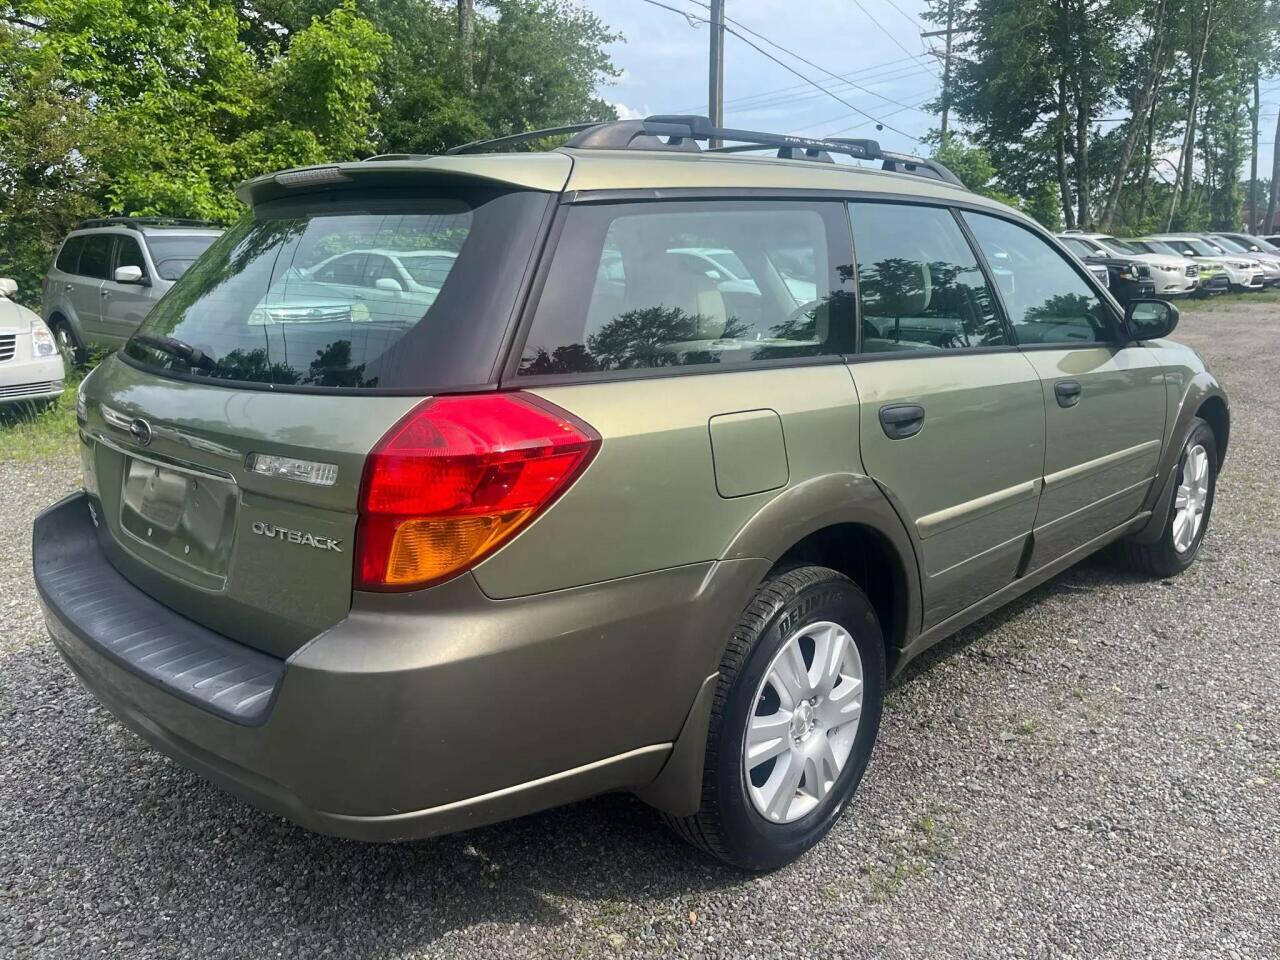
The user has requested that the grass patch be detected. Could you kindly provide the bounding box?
[1180,289,1280,311]
[0,362,86,463]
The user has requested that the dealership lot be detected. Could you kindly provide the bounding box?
[2,301,1278,959]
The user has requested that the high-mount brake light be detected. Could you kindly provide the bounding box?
[355,393,600,591]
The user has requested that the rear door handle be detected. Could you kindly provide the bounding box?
[1055,380,1082,408]
[879,403,926,440]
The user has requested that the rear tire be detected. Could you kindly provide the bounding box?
[666,565,885,871]
[1117,417,1217,578]
[50,318,86,366]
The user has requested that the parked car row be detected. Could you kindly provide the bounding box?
[1058,229,1280,303]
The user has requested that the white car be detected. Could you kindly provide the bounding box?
[1207,234,1280,287]
[1,278,65,405]
[1061,231,1199,296]
[1147,235,1266,292]
[304,248,458,296]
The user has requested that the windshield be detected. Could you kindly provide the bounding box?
[1133,239,1175,256]
[1243,235,1279,253]
[146,234,220,281]
[1099,236,1141,255]
[1210,235,1248,254]
[1175,238,1218,257]
[1060,238,1094,257]
[123,188,549,391]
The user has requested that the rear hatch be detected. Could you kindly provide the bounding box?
[77,165,562,658]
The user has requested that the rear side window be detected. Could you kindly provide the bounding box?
[145,234,219,280]
[962,212,1116,345]
[518,200,853,377]
[78,235,114,279]
[55,236,85,273]
[123,188,550,391]
[849,202,1007,353]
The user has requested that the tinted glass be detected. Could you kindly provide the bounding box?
[850,202,1007,352]
[963,212,1115,345]
[518,200,852,376]
[113,235,147,274]
[1059,237,1096,258]
[78,235,114,279]
[55,236,84,273]
[145,234,220,280]
[399,255,456,288]
[123,188,550,391]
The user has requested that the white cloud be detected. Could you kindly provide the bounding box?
[610,101,648,121]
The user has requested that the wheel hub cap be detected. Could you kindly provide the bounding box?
[743,621,864,824]
[1172,443,1210,554]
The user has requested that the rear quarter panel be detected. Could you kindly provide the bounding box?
[471,364,866,597]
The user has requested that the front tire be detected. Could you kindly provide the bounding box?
[1118,417,1217,578]
[667,565,885,871]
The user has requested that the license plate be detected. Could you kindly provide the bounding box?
[120,457,238,582]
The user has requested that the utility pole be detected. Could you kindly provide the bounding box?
[922,1,959,143]
[1249,65,1259,231]
[708,0,725,146]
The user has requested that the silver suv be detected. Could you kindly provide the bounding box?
[41,218,222,361]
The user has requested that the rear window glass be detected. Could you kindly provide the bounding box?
[146,234,220,280]
[518,200,853,376]
[123,188,549,391]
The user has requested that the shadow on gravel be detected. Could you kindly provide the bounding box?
[889,550,1153,690]
[3,644,741,955]
[3,549,1165,955]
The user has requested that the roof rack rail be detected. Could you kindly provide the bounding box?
[438,114,966,188]
[75,216,220,231]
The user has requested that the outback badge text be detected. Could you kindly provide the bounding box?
[250,521,343,552]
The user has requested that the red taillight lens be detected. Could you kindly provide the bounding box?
[355,393,600,590]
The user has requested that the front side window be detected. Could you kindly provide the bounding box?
[518,200,852,376]
[113,236,147,276]
[963,212,1116,345]
[78,235,114,279]
[849,202,1007,353]
[122,188,551,391]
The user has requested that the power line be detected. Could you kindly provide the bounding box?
[845,0,937,73]
[638,0,921,140]
[694,61,937,115]
[679,0,931,113]
[880,0,925,31]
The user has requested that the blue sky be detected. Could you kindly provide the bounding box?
[584,0,1279,191]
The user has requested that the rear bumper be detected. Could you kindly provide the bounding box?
[35,493,761,840]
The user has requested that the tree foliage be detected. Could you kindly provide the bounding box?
[925,0,1280,233]
[0,0,619,302]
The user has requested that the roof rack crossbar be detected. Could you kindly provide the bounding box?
[75,216,220,230]
[436,114,966,189]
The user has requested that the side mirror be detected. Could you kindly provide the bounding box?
[1126,298,1178,341]
[113,265,146,284]
[0,277,16,298]
[374,277,403,294]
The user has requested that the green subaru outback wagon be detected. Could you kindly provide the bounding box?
[34,116,1228,871]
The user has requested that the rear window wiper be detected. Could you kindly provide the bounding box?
[131,333,216,372]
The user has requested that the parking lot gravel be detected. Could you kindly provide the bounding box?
[2,302,1278,960]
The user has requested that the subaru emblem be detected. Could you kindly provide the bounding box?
[129,417,153,447]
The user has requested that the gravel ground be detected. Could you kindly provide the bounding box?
[2,304,1278,960]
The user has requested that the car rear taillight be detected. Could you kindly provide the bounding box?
[355,393,600,591]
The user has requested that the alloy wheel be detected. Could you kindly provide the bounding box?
[743,621,864,824]
[1172,442,1210,553]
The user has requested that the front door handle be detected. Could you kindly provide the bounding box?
[1055,380,1082,408]
[879,403,926,440]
